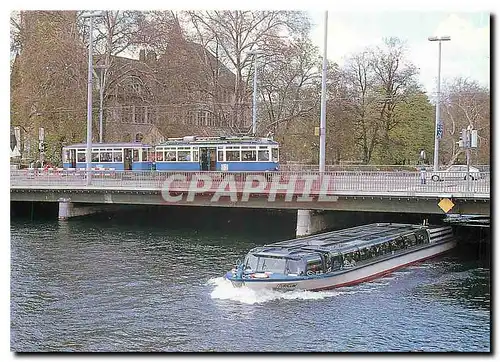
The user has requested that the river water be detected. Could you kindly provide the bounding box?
[10,209,490,352]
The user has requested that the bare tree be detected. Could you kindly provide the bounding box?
[185,10,306,131]
[440,77,490,165]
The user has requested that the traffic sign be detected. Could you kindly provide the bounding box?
[438,198,455,213]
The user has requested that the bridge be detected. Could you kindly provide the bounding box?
[11,168,490,218]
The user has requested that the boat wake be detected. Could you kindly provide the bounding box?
[207,277,349,305]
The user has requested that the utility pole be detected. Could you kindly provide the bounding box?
[319,11,328,173]
[82,12,104,184]
[251,49,260,137]
[96,64,108,143]
[428,35,451,171]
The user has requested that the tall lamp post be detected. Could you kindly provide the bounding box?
[319,11,328,173]
[82,11,104,184]
[428,35,451,172]
[249,49,261,137]
[95,64,108,143]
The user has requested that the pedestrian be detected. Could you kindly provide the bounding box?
[420,166,427,185]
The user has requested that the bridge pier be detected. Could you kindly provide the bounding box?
[58,199,118,220]
[296,210,338,237]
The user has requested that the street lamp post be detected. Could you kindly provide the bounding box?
[319,11,328,173]
[82,11,104,184]
[428,35,451,172]
[250,49,260,137]
[96,64,108,143]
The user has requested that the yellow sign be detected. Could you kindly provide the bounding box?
[438,198,455,213]
[314,127,320,136]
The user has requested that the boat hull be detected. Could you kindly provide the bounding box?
[228,239,456,291]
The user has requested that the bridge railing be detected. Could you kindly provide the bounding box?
[10,169,490,197]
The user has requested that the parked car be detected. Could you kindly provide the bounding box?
[430,165,482,181]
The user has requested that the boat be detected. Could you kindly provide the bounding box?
[225,223,456,291]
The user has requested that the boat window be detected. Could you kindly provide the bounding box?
[285,259,304,275]
[403,234,417,248]
[244,254,259,271]
[380,241,391,254]
[258,257,286,273]
[358,247,371,261]
[416,230,428,244]
[328,253,342,271]
[342,251,360,268]
[393,237,405,250]
[306,258,323,275]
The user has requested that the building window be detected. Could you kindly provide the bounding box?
[198,110,207,126]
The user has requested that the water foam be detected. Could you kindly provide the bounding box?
[207,277,348,305]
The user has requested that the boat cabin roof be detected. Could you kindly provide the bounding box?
[249,223,429,259]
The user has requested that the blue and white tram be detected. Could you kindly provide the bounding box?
[154,136,279,172]
[62,142,153,171]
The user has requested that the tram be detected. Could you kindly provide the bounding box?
[154,136,279,172]
[62,142,153,171]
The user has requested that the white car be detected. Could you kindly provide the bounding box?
[430,165,482,182]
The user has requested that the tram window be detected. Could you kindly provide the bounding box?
[91,152,99,162]
[226,150,240,161]
[100,152,112,162]
[142,149,148,162]
[218,150,224,161]
[272,147,279,162]
[178,150,191,161]
[113,151,123,162]
[156,151,164,161]
[242,150,256,161]
[133,149,139,162]
[193,149,199,162]
[258,150,269,161]
[166,151,177,161]
[77,152,86,162]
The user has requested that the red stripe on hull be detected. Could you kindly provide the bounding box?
[311,248,452,292]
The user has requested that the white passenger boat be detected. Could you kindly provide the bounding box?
[225,223,456,291]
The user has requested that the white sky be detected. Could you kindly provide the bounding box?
[309,11,490,96]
